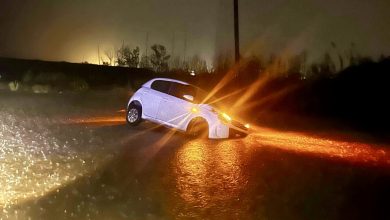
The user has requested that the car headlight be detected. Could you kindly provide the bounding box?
[221,112,232,122]
[212,108,232,123]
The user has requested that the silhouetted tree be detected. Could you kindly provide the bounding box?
[140,55,151,69]
[338,54,344,71]
[379,54,387,62]
[320,52,336,75]
[189,55,208,73]
[116,45,140,68]
[241,56,263,83]
[286,51,308,77]
[265,54,286,76]
[330,41,344,71]
[128,47,140,68]
[309,63,321,77]
[150,44,170,72]
[347,42,358,66]
[170,56,183,71]
[357,56,374,65]
[116,45,129,66]
[104,49,115,66]
[214,51,232,74]
[288,54,303,74]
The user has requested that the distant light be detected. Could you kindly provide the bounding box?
[191,107,198,113]
[190,70,196,76]
[245,123,250,129]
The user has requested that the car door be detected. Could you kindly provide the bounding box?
[141,80,171,119]
[157,82,194,129]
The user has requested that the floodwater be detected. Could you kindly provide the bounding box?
[1,92,390,219]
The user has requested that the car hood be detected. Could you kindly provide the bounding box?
[199,103,226,114]
[199,103,213,110]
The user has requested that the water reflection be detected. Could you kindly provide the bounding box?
[252,127,390,168]
[172,139,250,217]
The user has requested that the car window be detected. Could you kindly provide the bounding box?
[151,80,171,94]
[168,82,219,104]
[169,82,196,101]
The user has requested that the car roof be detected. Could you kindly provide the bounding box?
[143,78,189,88]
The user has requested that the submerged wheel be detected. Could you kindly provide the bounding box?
[126,104,142,126]
[187,119,209,139]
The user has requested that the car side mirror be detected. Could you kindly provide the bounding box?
[183,94,194,102]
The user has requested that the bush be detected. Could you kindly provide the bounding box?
[22,70,34,84]
[8,80,20,91]
[69,77,89,92]
[34,72,67,85]
[32,84,50,94]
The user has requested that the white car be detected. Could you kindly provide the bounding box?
[126,78,250,139]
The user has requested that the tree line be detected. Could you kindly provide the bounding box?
[213,42,386,81]
[97,41,386,81]
[99,44,208,74]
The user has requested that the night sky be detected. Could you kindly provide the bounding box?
[1,0,389,65]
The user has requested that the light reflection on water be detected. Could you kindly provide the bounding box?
[251,126,390,168]
[172,139,250,217]
[0,112,113,217]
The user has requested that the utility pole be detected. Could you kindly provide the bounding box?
[234,0,240,64]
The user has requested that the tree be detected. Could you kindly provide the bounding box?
[140,55,151,69]
[189,55,208,73]
[116,45,129,66]
[287,51,307,76]
[104,49,115,66]
[214,51,232,74]
[318,52,336,75]
[330,42,344,71]
[116,45,140,68]
[170,56,183,71]
[347,42,358,66]
[128,47,140,68]
[241,56,263,83]
[266,53,284,76]
[150,44,170,72]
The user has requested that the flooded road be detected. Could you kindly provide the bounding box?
[1,93,390,219]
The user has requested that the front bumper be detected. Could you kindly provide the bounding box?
[229,120,249,138]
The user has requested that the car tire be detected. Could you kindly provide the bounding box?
[187,119,209,139]
[126,104,142,126]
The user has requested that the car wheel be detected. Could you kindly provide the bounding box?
[126,104,142,126]
[187,119,209,139]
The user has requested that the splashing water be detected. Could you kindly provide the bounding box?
[0,111,107,213]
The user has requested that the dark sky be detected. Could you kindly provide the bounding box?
[1,0,390,66]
